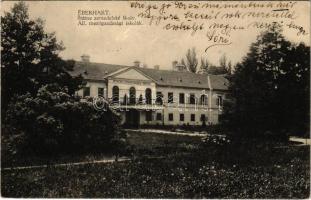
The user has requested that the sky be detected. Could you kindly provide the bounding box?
[2,1,310,70]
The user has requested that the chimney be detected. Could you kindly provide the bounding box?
[81,54,90,62]
[154,65,160,70]
[172,61,178,70]
[133,60,140,67]
[176,64,186,72]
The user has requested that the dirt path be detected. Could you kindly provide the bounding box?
[1,157,130,171]
[289,137,310,145]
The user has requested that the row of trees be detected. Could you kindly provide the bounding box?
[180,48,232,75]
[1,2,126,157]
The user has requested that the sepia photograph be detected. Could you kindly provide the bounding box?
[1,0,310,198]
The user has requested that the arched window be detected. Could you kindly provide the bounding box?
[200,94,208,106]
[112,86,119,103]
[145,88,152,105]
[129,87,136,105]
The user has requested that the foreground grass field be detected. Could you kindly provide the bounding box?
[1,131,310,198]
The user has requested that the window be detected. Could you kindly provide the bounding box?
[217,95,223,106]
[112,86,119,103]
[145,88,152,104]
[168,113,173,121]
[156,92,163,105]
[189,94,196,104]
[129,87,136,105]
[156,113,162,121]
[191,114,195,121]
[200,95,208,105]
[179,93,185,104]
[146,111,152,121]
[180,113,184,121]
[168,92,174,103]
[98,87,104,97]
[83,87,90,97]
[200,114,206,122]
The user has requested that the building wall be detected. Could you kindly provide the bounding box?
[107,78,156,103]
[77,79,226,126]
[76,80,107,98]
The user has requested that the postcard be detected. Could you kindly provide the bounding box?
[1,1,310,198]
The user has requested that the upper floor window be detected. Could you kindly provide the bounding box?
[129,87,136,105]
[83,87,90,97]
[217,95,223,107]
[168,92,174,103]
[112,86,119,103]
[179,93,185,104]
[145,88,152,104]
[200,94,208,105]
[189,94,196,104]
[156,92,163,105]
[98,87,104,97]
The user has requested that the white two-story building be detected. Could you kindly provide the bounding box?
[71,55,228,127]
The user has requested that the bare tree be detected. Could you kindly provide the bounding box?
[219,54,227,69]
[200,58,210,74]
[227,61,233,75]
[181,48,198,73]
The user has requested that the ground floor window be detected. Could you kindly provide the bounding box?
[156,113,162,121]
[146,111,152,121]
[168,113,173,121]
[200,114,206,122]
[191,114,195,121]
[180,113,184,121]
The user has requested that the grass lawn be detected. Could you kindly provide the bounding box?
[1,130,310,198]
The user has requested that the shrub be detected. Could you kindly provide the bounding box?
[5,84,124,156]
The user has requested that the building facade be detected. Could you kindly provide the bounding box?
[72,56,228,127]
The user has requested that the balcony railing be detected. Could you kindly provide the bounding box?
[107,97,222,111]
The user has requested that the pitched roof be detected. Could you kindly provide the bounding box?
[136,67,210,89]
[209,74,229,91]
[70,61,127,80]
[70,61,228,90]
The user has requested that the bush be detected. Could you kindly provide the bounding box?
[5,84,125,157]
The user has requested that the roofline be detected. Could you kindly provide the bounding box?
[108,66,158,83]
[82,78,228,91]
[156,84,211,90]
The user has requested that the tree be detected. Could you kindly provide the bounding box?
[223,22,309,138]
[216,54,232,75]
[181,48,198,73]
[219,54,227,69]
[207,65,228,75]
[1,2,83,116]
[200,58,210,74]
